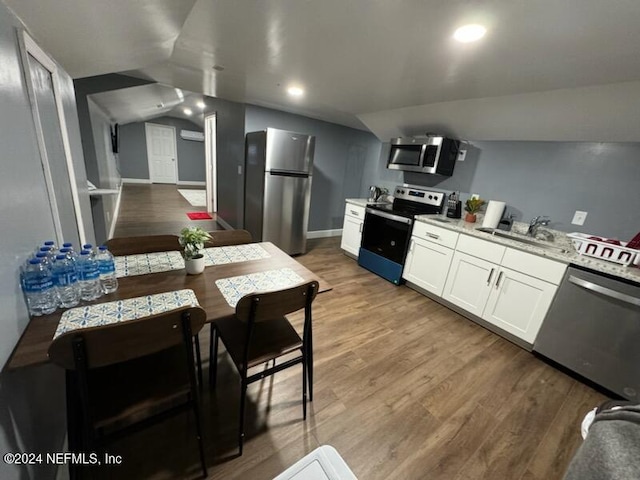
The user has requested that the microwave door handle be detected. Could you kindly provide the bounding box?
[365,208,412,225]
[568,276,640,307]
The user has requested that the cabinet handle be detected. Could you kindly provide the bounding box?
[359,223,363,233]
[495,271,504,288]
[409,239,414,252]
[487,268,495,286]
[350,210,358,216]
[426,232,440,240]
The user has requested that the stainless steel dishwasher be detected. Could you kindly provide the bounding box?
[534,265,640,400]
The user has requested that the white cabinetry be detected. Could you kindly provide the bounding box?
[441,233,567,344]
[340,203,366,257]
[403,223,459,297]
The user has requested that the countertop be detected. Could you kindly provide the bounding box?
[345,198,391,208]
[415,214,640,284]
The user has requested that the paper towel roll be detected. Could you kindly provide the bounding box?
[482,201,506,229]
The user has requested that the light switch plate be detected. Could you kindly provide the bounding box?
[457,149,467,161]
[572,210,588,226]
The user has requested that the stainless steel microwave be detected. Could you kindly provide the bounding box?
[387,136,460,176]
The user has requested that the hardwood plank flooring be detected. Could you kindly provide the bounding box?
[92,185,609,479]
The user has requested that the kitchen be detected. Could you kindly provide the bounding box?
[2,1,640,479]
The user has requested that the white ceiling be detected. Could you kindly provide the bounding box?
[7,0,640,140]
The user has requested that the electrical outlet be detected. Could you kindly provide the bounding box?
[572,210,588,226]
[237,165,242,175]
[457,149,467,161]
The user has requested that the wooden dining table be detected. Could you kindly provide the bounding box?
[3,242,331,372]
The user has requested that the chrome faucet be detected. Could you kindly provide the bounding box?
[527,216,551,237]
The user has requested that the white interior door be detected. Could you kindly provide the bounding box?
[146,123,177,184]
[204,114,217,212]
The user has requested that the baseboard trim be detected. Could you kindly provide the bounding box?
[216,217,234,231]
[121,178,151,184]
[108,183,123,240]
[308,229,342,239]
[177,181,206,186]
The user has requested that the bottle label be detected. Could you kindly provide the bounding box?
[24,276,53,293]
[98,260,116,274]
[53,271,77,287]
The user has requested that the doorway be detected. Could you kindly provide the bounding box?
[145,123,178,184]
[205,113,217,213]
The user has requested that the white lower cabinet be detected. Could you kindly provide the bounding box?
[482,266,557,344]
[402,237,454,297]
[340,203,365,257]
[442,251,496,317]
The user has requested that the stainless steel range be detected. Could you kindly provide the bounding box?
[358,185,445,284]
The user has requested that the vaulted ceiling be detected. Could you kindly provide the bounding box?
[7,0,640,141]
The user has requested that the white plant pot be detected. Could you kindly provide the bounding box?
[185,256,205,275]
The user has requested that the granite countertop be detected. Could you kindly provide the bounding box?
[415,214,640,284]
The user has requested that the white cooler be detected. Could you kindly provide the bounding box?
[273,445,358,480]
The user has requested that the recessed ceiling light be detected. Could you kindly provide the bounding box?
[196,101,206,109]
[183,108,193,116]
[287,86,304,97]
[453,24,487,43]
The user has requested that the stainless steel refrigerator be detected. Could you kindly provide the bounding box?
[244,128,315,255]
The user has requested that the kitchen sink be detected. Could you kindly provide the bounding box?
[475,227,570,253]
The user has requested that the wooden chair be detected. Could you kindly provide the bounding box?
[104,234,181,256]
[211,281,319,455]
[205,229,253,247]
[206,228,253,384]
[104,234,205,386]
[48,307,208,479]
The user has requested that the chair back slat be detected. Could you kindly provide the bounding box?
[205,230,252,247]
[105,235,181,256]
[235,281,318,323]
[48,306,206,370]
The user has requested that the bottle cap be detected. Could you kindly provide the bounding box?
[59,247,71,253]
[99,245,107,250]
[39,246,52,252]
[29,258,42,264]
[83,244,93,249]
[44,241,55,246]
[35,252,47,258]
[56,254,67,260]
[62,242,73,248]
[80,250,91,255]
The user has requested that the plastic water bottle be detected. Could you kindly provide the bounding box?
[77,250,102,301]
[22,257,57,316]
[35,251,52,271]
[43,240,57,252]
[96,245,119,294]
[52,254,80,308]
[83,244,94,256]
[39,246,56,263]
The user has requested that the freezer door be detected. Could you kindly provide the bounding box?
[263,172,312,255]
[265,128,315,174]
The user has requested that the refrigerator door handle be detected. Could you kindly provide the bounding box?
[568,275,640,307]
[269,169,310,178]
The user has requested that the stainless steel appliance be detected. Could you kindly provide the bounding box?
[534,266,640,399]
[244,128,315,255]
[387,135,460,176]
[358,185,445,284]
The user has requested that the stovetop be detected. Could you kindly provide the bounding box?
[367,186,444,218]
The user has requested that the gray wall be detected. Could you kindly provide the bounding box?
[245,105,382,231]
[119,116,205,182]
[206,99,246,229]
[0,4,92,478]
[368,141,640,241]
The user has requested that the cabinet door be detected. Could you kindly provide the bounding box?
[340,216,363,257]
[402,237,454,297]
[483,267,557,344]
[442,251,497,316]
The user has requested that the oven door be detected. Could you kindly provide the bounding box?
[360,208,412,264]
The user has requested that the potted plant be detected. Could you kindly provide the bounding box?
[464,197,485,223]
[179,227,212,275]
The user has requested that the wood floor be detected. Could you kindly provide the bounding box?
[99,184,608,480]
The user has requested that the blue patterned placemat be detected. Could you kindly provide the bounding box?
[54,289,200,339]
[115,244,271,278]
[215,268,305,308]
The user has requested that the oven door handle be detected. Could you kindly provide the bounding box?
[365,208,412,225]
[569,275,640,307]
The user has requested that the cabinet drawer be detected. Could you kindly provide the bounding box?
[456,234,506,264]
[501,247,567,285]
[411,222,459,249]
[344,203,365,220]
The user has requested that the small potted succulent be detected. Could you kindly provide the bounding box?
[179,227,212,275]
[464,197,486,223]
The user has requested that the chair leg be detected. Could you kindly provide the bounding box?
[191,396,208,478]
[307,330,313,402]
[210,326,219,388]
[302,351,307,420]
[194,334,203,389]
[238,380,247,456]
